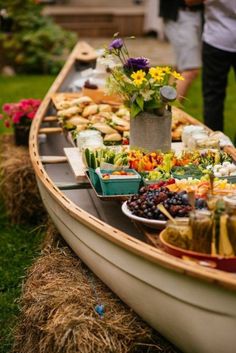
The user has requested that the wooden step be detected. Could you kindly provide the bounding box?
[69,0,138,7]
[43,6,145,15]
[57,23,117,37]
[43,5,144,37]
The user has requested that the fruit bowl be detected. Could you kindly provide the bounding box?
[122,201,167,229]
[159,229,236,272]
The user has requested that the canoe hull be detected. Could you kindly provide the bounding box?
[38,177,236,353]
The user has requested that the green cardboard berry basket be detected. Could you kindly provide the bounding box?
[97,169,141,196]
[88,168,102,193]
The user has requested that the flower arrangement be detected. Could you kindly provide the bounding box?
[105,35,184,118]
[0,98,41,128]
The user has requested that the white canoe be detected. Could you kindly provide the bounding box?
[30,42,236,353]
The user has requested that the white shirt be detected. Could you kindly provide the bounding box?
[203,0,236,52]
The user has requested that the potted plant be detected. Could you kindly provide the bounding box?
[0,98,41,146]
[105,34,184,152]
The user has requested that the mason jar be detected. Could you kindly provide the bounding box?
[77,130,103,150]
[206,193,223,212]
[189,210,213,254]
[165,218,192,250]
[224,194,236,253]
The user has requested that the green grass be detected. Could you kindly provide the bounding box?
[0,71,235,353]
[0,74,55,353]
[0,75,55,134]
[0,206,44,353]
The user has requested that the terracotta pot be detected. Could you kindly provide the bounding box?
[14,124,31,146]
[130,109,172,152]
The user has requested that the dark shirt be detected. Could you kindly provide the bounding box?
[159,0,203,21]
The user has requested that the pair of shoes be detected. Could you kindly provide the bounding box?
[144,30,158,38]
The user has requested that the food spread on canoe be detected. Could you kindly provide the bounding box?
[29,42,236,353]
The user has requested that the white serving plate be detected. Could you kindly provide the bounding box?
[121,201,167,230]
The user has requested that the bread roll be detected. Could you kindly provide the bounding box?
[89,114,106,123]
[57,106,81,118]
[92,123,117,134]
[98,104,112,113]
[116,107,130,117]
[82,104,98,117]
[76,125,87,132]
[56,100,72,110]
[67,116,89,125]
[104,133,122,142]
[76,96,93,107]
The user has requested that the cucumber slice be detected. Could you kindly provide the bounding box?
[84,148,91,168]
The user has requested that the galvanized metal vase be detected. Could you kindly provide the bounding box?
[130,109,172,152]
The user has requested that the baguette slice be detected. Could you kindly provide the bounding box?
[57,106,81,118]
[92,123,117,134]
[98,104,112,113]
[82,104,99,117]
[104,132,122,142]
[67,116,89,125]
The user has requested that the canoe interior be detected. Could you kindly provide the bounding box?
[41,134,145,240]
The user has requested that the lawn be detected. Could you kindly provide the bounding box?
[0,75,55,353]
[0,75,55,134]
[0,209,44,353]
[0,71,235,353]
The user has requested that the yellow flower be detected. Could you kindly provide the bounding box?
[149,67,164,82]
[149,67,156,75]
[171,71,184,80]
[162,66,171,74]
[131,70,146,86]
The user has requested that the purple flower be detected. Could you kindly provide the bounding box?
[109,38,124,50]
[124,57,150,72]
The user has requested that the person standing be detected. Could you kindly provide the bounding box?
[200,0,236,132]
[159,0,203,101]
[144,0,164,40]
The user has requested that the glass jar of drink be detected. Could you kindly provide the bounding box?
[206,193,223,211]
[77,130,103,151]
[189,210,213,254]
[166,218,192,250]
[224,194,236,253]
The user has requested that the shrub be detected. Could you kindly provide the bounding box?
[0,0,77,74]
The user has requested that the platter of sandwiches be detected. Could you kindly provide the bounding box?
[52,92,130,145]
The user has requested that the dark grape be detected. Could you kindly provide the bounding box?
[181,193,189,205]
[127,188,193,221]
[195,198,207,209]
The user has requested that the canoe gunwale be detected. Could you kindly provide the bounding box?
[29,41,236,291]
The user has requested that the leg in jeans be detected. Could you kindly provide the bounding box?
[202,42,231,131]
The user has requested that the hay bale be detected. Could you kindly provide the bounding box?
[0,135,46,224]
[13,225,179,353]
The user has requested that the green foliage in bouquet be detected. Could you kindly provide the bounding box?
[105,34,183,118]
[0,0,77,74]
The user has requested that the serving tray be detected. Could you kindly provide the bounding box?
[85,171,131,201]
[160,229,236,272]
